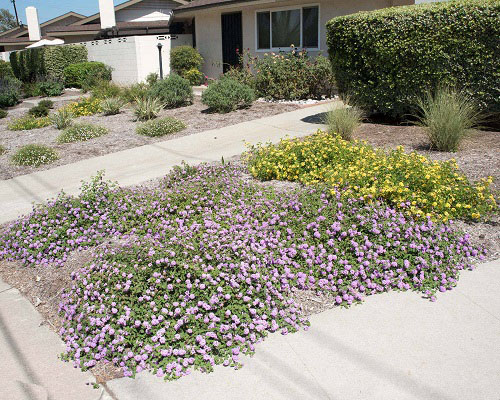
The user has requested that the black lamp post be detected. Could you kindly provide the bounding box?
[157,42,163,80]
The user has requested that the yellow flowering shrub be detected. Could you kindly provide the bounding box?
[8,115,51,131]
[62,97,102,117]
[245,131,496,221]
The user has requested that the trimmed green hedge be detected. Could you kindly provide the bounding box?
[9,45,87,82]
[326,0,500,118]
[63,62,112,88]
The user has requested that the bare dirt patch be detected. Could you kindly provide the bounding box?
[0,97,300,180]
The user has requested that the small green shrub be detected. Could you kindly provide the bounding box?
[136,117,186,137]
[0,109,7,119]
[22,82,41,98]
[90,80,123,100]
[146,72,159,86]
[224,66,255,90]
[148,74,193,108]
[183,68,204,86]
[37,80,64,97]
[202,78,255,113]
[63,62,112,88]
[50,108,73,130]
[254,50,335,100]
[0,76,22,108]
[57,123,109,143]
[121,83,150,103]
[414,87,482,152]
[28,104,50,118]
[101,97,125,116]
[38,99,54,109]
[0,144,5,155]
[11,144,59,166]
[8,115,51,131]
[0,60,14,78]
[170,46,203,76]
[133,97,164,121]
[326,0,500,118]
[323,102,364,141]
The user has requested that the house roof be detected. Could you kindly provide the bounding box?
[0,36,52,46]
[74,0,188,25]
[175,0,256,13]
[0,26,26,38]
[2,12,87,39]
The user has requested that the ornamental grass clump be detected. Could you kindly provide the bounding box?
[414,87,482,152]
[11,144,58,166]
[8,115,51,131]
[0,164,484,380]
[136,117,186,137]
[57,123,108,143]
[246,132,496,221]
[101,97,125,115]
[50,108,73,130]
[323,101,364,141]
[133,96,164,121]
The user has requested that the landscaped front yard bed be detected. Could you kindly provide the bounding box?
[0,97,299,180]
[0,158,491,382]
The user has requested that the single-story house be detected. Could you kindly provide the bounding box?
[173,0,414,77]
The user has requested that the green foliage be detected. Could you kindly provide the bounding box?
[323,102,364,141]
[414,87,482,152]
[28,104,50,118]
[22,82,41,98]
[170,46,203,75]
[133,97,164,121]
[146,72,159,86]
[43,45,87,81]
[0,144,5,155]
[50,108,73,130]
[0,109,7,119]
[183,68,204,86]
[9,48,45,83]
[8,115,51,131]
[326,0,500,118]
[121,83,149,103]
[90,80,123,100]
[57,123,109,143]
[0,60,13,78]
[0,76,22,107]
[136,116,186,137]
[101,97,125,115]
[63,98,102,116]
[38,99,54,109]
[202,78,255,113]
[63,62,112,89]
[11,144,58,166]
[148,74,193,108]
[254,50,335,100]
[37,80,64,97]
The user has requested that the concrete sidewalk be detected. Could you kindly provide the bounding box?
[107,259,500,400]
[0,102,333,224]
[0,279,112,400]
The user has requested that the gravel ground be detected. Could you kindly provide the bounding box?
[0,96,300,180]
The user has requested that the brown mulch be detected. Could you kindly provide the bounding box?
[0,97,300,180]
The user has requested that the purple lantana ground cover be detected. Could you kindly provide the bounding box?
[0,164,485,380]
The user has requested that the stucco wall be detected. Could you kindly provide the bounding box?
[82,34,192,84]
[183,0,413,77]
[116,0,179,22]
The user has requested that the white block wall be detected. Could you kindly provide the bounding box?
[83,34,193,84]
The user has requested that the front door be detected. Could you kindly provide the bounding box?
[221,12,242,73]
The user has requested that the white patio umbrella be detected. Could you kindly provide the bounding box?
[26,39,65,48]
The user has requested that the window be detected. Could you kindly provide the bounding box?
[256,5,319,51]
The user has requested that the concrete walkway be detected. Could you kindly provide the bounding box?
[0,102,333,224]
[107,259,500,400]
[0,278,112,400]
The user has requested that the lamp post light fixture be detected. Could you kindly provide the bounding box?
[157,42,163,80]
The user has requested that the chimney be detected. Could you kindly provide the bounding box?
[26,7,41,41]
[99,0,117,29]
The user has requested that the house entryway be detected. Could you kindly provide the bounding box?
[221,12,242,73]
